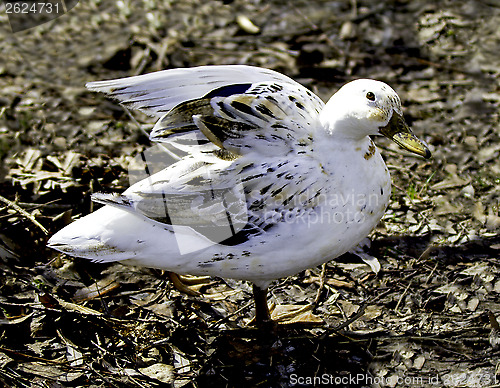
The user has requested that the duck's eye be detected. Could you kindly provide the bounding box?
[366,92,376,101]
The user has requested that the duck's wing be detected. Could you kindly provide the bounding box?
[92,150,325,247]
[86,65,300,117]
[151,79,324,157]
[87,65,325,157]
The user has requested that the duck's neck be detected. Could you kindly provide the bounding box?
[313,126,374,163]
[319,99,372,141]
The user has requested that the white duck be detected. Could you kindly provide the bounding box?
[48,65,430,326]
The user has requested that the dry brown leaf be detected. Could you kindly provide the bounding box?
[17,362,83,382]
[326,278,356,289]
[56,298,102,316]
[73,278,121,302]
[431,176,471,190]
[271,304,323,325]
[139,363,174,383]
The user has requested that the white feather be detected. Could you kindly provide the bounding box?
[86,65,299,117]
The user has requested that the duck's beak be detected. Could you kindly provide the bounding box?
[379,112,431,159]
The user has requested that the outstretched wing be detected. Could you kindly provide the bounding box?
[86,65,301,117]
[151,80,324,156]
[87,65,325,156]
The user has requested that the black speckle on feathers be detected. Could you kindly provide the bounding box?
[204,83,252,98]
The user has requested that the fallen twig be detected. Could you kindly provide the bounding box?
[0,194,48,235]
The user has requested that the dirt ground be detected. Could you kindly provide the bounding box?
[0,0,499,387]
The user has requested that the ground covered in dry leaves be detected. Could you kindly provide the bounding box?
[1,0,499,387]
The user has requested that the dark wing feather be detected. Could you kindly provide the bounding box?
[150,81,324,157]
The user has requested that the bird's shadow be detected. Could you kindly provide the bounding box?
[195,325,373,387]
[368,232,500,265]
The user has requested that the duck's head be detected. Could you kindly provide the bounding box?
[320,79,431,159]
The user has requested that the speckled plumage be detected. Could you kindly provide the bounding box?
[48,65,430,305]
